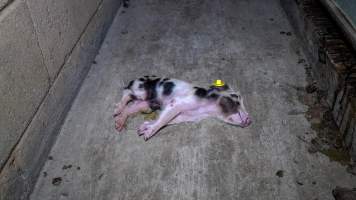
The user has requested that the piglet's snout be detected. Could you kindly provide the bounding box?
[243,116,252,127]
[239,111,252,127]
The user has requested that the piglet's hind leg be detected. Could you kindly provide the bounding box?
[138,105,182,140]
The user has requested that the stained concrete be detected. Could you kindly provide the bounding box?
[30,0,356,199]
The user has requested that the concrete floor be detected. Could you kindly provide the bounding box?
[30,0,356,199]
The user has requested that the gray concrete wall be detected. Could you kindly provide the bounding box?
[0,0,121,199]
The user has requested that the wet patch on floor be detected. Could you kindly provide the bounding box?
[293,54,352,168]
[142,110,158,120]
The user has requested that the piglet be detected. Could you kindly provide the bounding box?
[114,76,251,140]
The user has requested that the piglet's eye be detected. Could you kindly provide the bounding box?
[231,94,240,99]
[138,84,144,89]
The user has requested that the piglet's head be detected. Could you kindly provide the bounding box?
[219,93,251,128]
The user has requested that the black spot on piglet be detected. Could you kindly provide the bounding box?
[158,78,170,86]
[163,82,175,96]
[219,96,239,115]
[230,94,239,98]
[144,78,160,100]
[149,100,161,111]
[130,94,137,100]
[208,93,219,100]
[194,87,207,98]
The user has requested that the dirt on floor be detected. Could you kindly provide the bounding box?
[295,60,352,169]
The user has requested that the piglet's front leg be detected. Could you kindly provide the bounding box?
[115,100,149,132]
[114,89,132,117]
[138,103,182,140]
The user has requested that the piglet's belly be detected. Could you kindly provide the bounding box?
[170,106,219,124]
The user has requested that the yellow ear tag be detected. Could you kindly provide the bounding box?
[213,79,225,87]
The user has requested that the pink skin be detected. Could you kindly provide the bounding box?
[114,90,132,117]
[224,111,252,127]
[138,101,251,140]
[114,80,252,140]
[169,105,251,127]
[168,104,220,124]
[138,102,183,140]
[114,97,251,140]
[115,100,150,131]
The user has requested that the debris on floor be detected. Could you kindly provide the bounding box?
[276,170,284,178]
[296,180,304,186]
[62,165,72,170]
[52,177,62,186]
[123,0,129,8]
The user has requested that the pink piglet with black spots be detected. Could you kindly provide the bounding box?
[114,76,251,141]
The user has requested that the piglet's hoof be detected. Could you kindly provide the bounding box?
[113,105,124,117]
[137,121,155,140]
[113,110,122,118]
[115,115,127,132]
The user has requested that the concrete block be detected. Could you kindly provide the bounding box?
[26,0,101,82]
[0,0,120,199]
[0,0,49,169]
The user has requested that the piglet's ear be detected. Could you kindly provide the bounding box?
[124,80,134,89]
